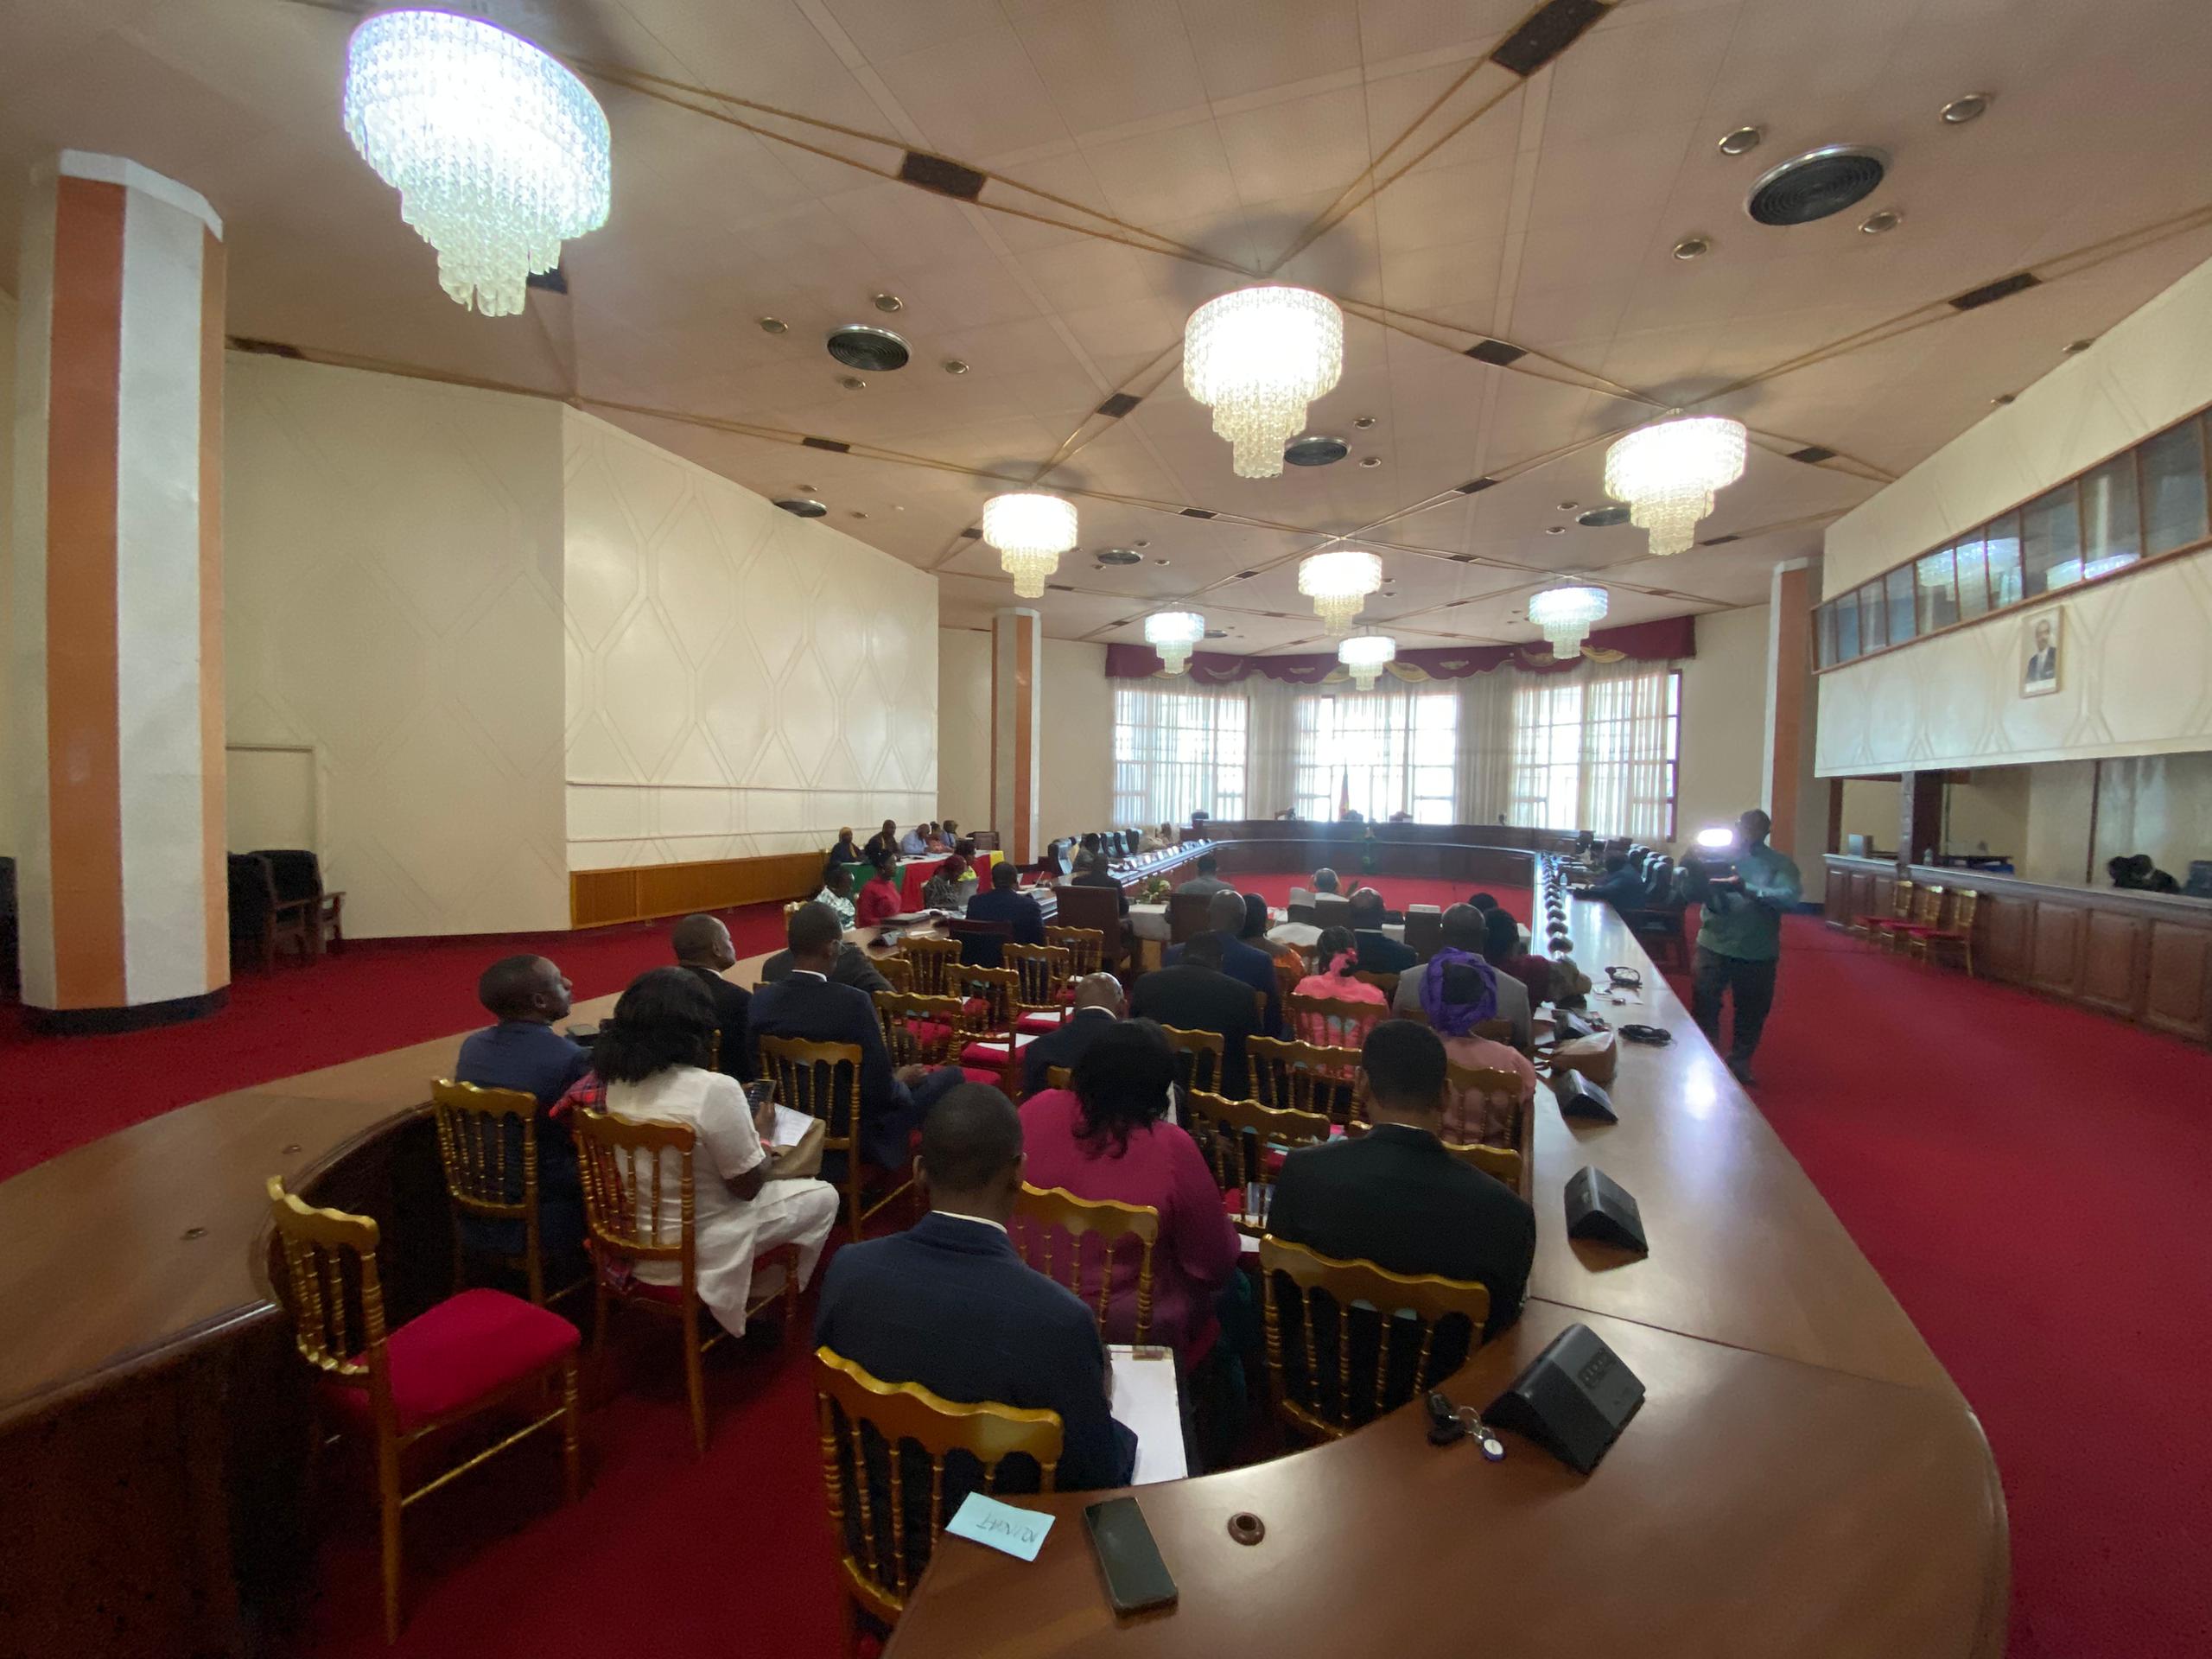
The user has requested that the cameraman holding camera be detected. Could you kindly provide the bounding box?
[1679,808,1802,1087]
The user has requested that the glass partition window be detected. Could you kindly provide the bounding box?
[2020,485,2083,596]
[1834,591,1860,659]
[2079,454,2141,579]
[1985,511,2024,607]
[1916,546,1960,633]
[1885,565,1916,645]
[1954,533,1990,620]
[1858,581,1887,652]
[2142,417,2208,555]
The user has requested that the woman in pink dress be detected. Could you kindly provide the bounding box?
[854,851,902,927]
[1017,1020,1242,1362]
[1288,926,1389,1047]
[1414,950,1538,1147]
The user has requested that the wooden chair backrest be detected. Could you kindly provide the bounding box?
[1187,1090,1330,1193]
[758,1035,863,1152]
[958,966,1020,1036]
[1049,883,1123,942]
[1472,1018,1515,1046]
[1272,955,1302,1004]
[1157,1024,1224,1096]
[1012,1184,1160,1343]
[1166,890,1213,943]
[874,990,965,1067]
[1045,925,1104,977]
[1351,969,1399,1000]
[1948,888,1979,932]
[573,1108,697,1282]
[1888,879,1916,920]
[1257,1235,1491,1440]
[1442,1061,1528,1152]
[814,1346,1064,1620]
[266,1177,386,1385]
[430,1077,544,1300]
[1288,991,1387,1050]
[1914,883,1946,925]
[1003,944,1073,1010]
[899,936,962,996]
[875,953,913,993]
[947,917,1014,964]
[1447,1139,1523,1190]
[1247,1036,1361,1122]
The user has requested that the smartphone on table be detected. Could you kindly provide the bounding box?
[1083,1496,1177,1616]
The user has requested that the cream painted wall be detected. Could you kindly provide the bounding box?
[934,627,1114,838]
[1943,768,2031,859]
[226,354,570,938]
[562,411,936,870]
[2088,750,2212,881]
[1675,604,1768,849]
[937,627,991,830]
[1819,254,2212,776]
[1838,779,1899,852]
[2024,760,2099,885]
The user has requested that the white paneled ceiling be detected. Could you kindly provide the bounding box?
[7,0,2212,653]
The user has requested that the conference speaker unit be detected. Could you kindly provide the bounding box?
[1485,1322,1645,1474]
[1554,1070,1617,1122]
[1565,1166,1647,1252]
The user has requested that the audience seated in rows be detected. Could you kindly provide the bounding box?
[1020,974,1125,1097]
[899,823,931,856]
[1131,931,1262,1097]
[962,861,1047,966]
[1269,1021,1535,1342]
[815,865,858,927]
[827,827,860,870]
[855,852,903,928]
[760,931,892,995]
[1174,852,1233,897]
[671,913,754,1083]
[1291,926,1388,1045]
[862,819,899,863]
[1018,1020,1241,1358]
[453,954,591,1266]
[813,1084,1137,1491]
[1242,892,1305,975]
[1068,850,1131,915]
[1349,887,1418,973]
[1484,905,1551,1008]
[1140,823,1173,853]
[1167,889,1281,1032]
[1392,904,1532,1048]
[1415,954,1538,1145]
[920,853,973,912]
[598,968,840,1336]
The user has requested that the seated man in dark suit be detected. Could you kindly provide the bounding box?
[814,1083,1136,1493]
[671,912,753,1082]
[1068,850,1130,916]
[962,861,1047,968]
[862,817,899,862]
[1020,973,1124,1096]
[1268,1020,1535,1344]
[1167,889,1280,1034]
[453,954,591,1270]
[1349,887,1418,974]
[1131,931,1262,1097]
[760,935,893,995]
[747,904,956,1174]
[1574,851,1649,912]
[1173,851,1232,897]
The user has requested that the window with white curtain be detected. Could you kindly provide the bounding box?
[1289,684,1459,823]
[1509,664,1681,840]
[1112,682,1249,826]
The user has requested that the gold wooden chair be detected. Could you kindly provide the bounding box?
[1187,1090,1329,1227]
[1858,878,1916,944]
[1919,887,1980,976]
[430,1079,553,1306]
[1046,925,1105,977]
[1342,1118,1525,1194]
[1441,1061,1529,1154]
[1247,1035,1361,1122]
[1005,943,1073,1015]
[1891,882,1947,957]
[874,952,913,993]
[1287,990,1389,1051]
[1257,1235,1491,1442]
[957,964,1021,1039]
[899,935,963,997]
[758,1034,915,1240]
[573,1109,801,1457]
[815,1347,1064,1647]
[266,1177,581,1643]
[873,989,965,1068]
[1158,1024,1224,1096]
[1011,1183,1160,1343]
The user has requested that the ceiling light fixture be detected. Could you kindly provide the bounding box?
[1673,235,1712,260]
[1183,286,1344,478]
[1338,634,1397,690]
[1528,584,1610,659]
[1859,209,1902,235]
[2063,338,2095,355]
[873,292,904,312]
[758,316,788,334]
[1359,455,1382,467]
[837,374,867,391]
[942,359,969,375]
[343,10,610,316]
[1941,92,1993,124]
[982,493,1077,598]
[1352,415,1378,429]
[1603,414,1748,557]
[1719,126,1764,156]
[1557,500,1580,512]
[1545,525,1567,535]
[1298,549,1382,634]
[1145,611,1206,675]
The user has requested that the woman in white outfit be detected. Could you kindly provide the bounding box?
[596,968,839,1337]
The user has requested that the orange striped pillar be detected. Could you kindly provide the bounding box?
[988,608,1041,867]
[13,153,227,1030]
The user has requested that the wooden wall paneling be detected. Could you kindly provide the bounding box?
[568,850,825,928]
[2144,921,2212,1041]
[1977,895,2034,984]
[2079,910,2148,1018]
[2029,903,2087,998]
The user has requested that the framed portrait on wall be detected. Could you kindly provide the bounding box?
[2021,607,2063,697]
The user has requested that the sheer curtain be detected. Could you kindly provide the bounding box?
[1286,681,1459,822]
[1509,661,1681,839]
[1112,680,1250,826]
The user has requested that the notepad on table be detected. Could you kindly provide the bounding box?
[769,1104,814,1151]
[1109,1344,1187,1486]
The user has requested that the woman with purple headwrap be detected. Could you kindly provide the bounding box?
[1418,949,1536,1147]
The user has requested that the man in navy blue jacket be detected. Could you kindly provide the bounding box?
[814,1084,1136,1495]
[1166,888,1281,1033]
[453,954,591,1269]
[961,861,1047,967]
[1575,852,1650,913]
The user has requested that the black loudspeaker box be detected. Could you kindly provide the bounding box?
[1564,1166,1647,1251]
[1484,1322,1645,1474]
[1554,1070,1617,1122]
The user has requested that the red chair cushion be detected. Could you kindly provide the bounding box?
[324,1288,578,1433]
[1016,1009,1069,1035]
[959,1034,1036,1070]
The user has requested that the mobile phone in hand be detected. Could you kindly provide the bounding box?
[1084,1496,1176,1616]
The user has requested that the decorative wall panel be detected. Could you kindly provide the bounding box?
[563,413,936,874]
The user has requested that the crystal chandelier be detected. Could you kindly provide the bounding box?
[1144,612,1206,675]
[981,493,1078,598]
[1338,634,1397,690]
[1602,415,1747,556]
[1183,287,1344,479]
[1528,583,1610,659]
[1298,550,1382,634]
[345,10,612,317]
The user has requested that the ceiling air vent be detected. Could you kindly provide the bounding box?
[1284,435,1350,467]
[1746,145,1887,226]
[1577,505,1631,527]
[1094,548,1142,566]
[826,326,910,372]
[775,499,829,518]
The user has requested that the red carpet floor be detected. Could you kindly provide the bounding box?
[11,889,2210,1654]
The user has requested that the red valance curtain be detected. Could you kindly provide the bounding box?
[1103,615,1696,683]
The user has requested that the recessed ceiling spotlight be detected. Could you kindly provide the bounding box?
[1352,415,1378,429]
[1154,556,1171,565]
[1859,209,1902,235]
[798,483,817,493]
[942,359,969,375]
[758,316,788,334]
[1359,455,1383,467]
[1941,92,1993,125]
[1991,391,2016,406]
[849,510,869,519]
[1673,235,1713,260]
[1133,539,1151,549]
[775,498,828,517]
[1545,525,1567,535]
[1746,144,1887,226]
[1557,500,1580,512]
[1718,125,1764,156]
[837,374,867,391]
[2063,338,2095,355]
[1205,627,1230,639]
[872,292,904,312]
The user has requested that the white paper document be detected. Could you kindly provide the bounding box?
[770,1103,815,1150]
[1108,1344,1187,1485]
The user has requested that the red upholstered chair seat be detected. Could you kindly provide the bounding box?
[323,1288,578,1432]
[959,1033,1037,1070]
[1016,1009,1070,1035]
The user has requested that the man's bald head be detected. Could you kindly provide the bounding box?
[1440,903,1485,950]
[1350,887,1386,924]
[1207,888,1246,934]
[1071,973,1126,1016]
[671,913,735,969]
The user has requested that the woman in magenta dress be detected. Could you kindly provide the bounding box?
[854,850,902,928]
[1017,1020,1242,1362]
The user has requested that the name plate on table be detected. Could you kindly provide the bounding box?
[1484,1321,1645,1474]
[945,1492,1054,1561]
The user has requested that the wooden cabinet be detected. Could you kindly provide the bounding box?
[2030,904,2086,997]
[2080,911,2146,1017]
[2145,922,2212,1042]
